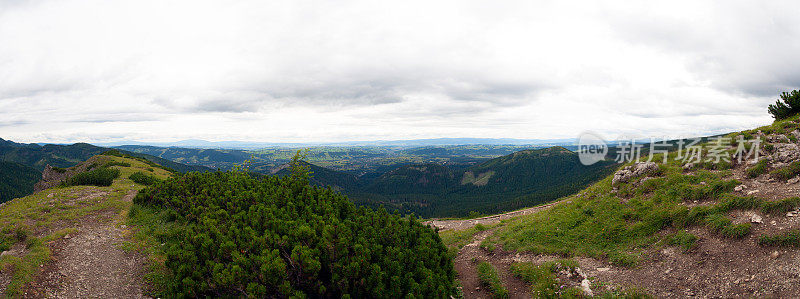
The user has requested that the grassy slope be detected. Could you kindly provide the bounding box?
[0,154,173,297]
[485,115,800,267]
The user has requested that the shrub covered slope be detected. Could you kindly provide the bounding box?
[132,161,456,297]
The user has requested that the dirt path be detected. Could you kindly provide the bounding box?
[24,189,149,298]
[426,199,569,231]
[454,230,531,299]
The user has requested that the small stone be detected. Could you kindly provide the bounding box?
[47,193,53,198]
[770,251,781,259]
[771,220,777,225]
[581,279,594,297]
[734,184,747,192]
[597,267,610,272]
[64,234,70,239]
[789,177,800,184]
[750,214,763,224]
[0,251,9,257]
[665,268,672,274]
[747,190,760,195]
[787,212,795,217]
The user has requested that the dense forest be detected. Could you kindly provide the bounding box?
[0,161,41,204]
[132,157,455,297]
[301,147,617,217]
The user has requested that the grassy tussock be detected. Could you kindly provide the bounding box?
[759,229,800,247]
[476,261,508,299]
[771,161,800,180]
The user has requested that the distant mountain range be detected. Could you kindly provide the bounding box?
[93,137,578,149]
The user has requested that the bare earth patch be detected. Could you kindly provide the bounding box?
[23,190,149,298]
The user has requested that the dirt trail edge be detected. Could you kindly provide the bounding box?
[425,199,569,231]
[24,189,149,298]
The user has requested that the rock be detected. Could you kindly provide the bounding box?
[770,251,781,259]
[787,212,796,217]
[771,143,800,163]
[699,181,707,185]
[597,267,610,272]
[789,177,800,184]
[581,279,594,297]
[612,162,658,186]
[750,214,763,224]
[683,163,695,170]
[734,184,747,192]
[747,190,760,195]
[47,193,53,198]
[771,220,777,225]
[665,268,672,274]
[0,251,9,257]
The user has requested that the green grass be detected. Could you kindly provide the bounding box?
[490,146,754,266]
[759,229,800,247]
[665,231,698,252]
[771,161,800,180]
[103,161,132,168]
[124,204,176,296]
[476,261,508,299]
[746,159,769,178]
[439,223,497,250]
[760,197,800,215]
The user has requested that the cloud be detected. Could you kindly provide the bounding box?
[0,0,795,143]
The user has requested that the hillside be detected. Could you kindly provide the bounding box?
[350,147,617,217]
[0,161,41,204]
[433,116,800,298]
[0,153,174,297]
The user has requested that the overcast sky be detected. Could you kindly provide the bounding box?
[1,0,799,144]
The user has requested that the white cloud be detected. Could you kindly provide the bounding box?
[0,0,796,143]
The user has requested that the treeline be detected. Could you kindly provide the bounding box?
[132,165,456,297]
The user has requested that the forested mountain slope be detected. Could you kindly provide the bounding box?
[0,161,41,204]
[349,147,617,217]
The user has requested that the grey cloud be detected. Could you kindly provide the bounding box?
[605,1,800,97]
